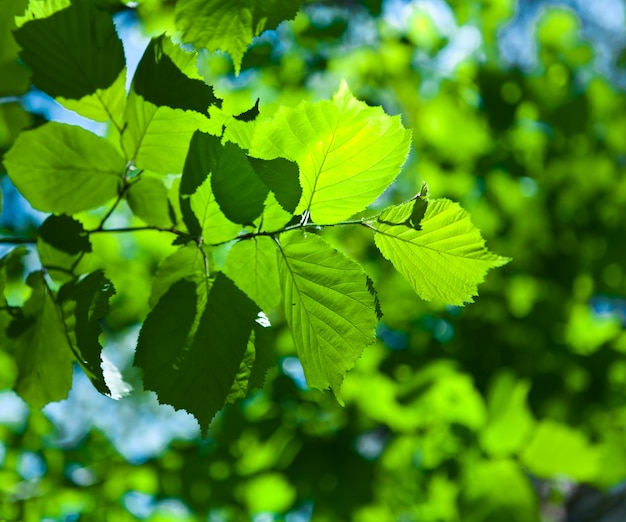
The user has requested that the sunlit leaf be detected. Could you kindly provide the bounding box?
[126,176,175,228]
[122,92,214,175]
[4,122,125,214]
[374,198,510,305]
[175,0,304,74]
[149,243,208,307]
[480,372,535,457]
[224,236,281,312]
[12,272,73,407]
[250,81,411,223]
[521,420,600,481]
[277,231,377,399]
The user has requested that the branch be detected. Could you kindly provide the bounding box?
[0,237,37,244]
[210,217,379,246]
[87,225,187,237]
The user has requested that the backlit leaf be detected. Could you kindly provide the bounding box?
[521,420,600,481]
[149,243,208,308]
[122,91,214,175]
[250,81,411,223]
[4,122,125,214]
[277,231,377,399]
[126,176,175,228]
[225,236,281,312]
[175,0,304,74]
[11,272,73,407]
[374,198,510,305]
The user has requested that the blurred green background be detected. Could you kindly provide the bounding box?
[2,0,626,520]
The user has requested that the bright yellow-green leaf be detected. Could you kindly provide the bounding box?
[480,372,535,457]
[374,198,510,305]
[521,420,600,481]
[175,0,304,74]
[250,81,411,223]
[277,231,377,399]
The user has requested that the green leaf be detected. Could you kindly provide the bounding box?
[57,270,116,396]
[122,91,214,175]
[224,236,281,312]
[149,243,208,308]
[57,70,127,127]
[126,176,175,228]
[135,273,259,434]
[11,272,73,407]
[374,198,510,305]
[4,122,125,214]
[210,141,268,225]
[277,231,377,400]
[13,0,125,99]
[250,81,411,223]
[133,36,220,114]
[521,420,600,481]
[0,0,30,97]
[249,157,301,214]
[191,175,242,243]
[234,98,260,122]
[180,132,241,242]
[180,131,212,235]
[39,214,91,255]
[480,372,535,457]
[175,0,304,74]
[226,324,275,404]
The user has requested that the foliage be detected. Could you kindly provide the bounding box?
[1,0,626,521]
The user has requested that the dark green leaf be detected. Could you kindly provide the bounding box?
[39,214,91,255]
[180,131,218,236]
[226,323,274,403]
[249,157,301,214]
[133,36,220,114]
[135,273,259,435]
[58,270,116,396]
[211,141,268,224]
[13,0,125,99]
[234,98,260,122]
